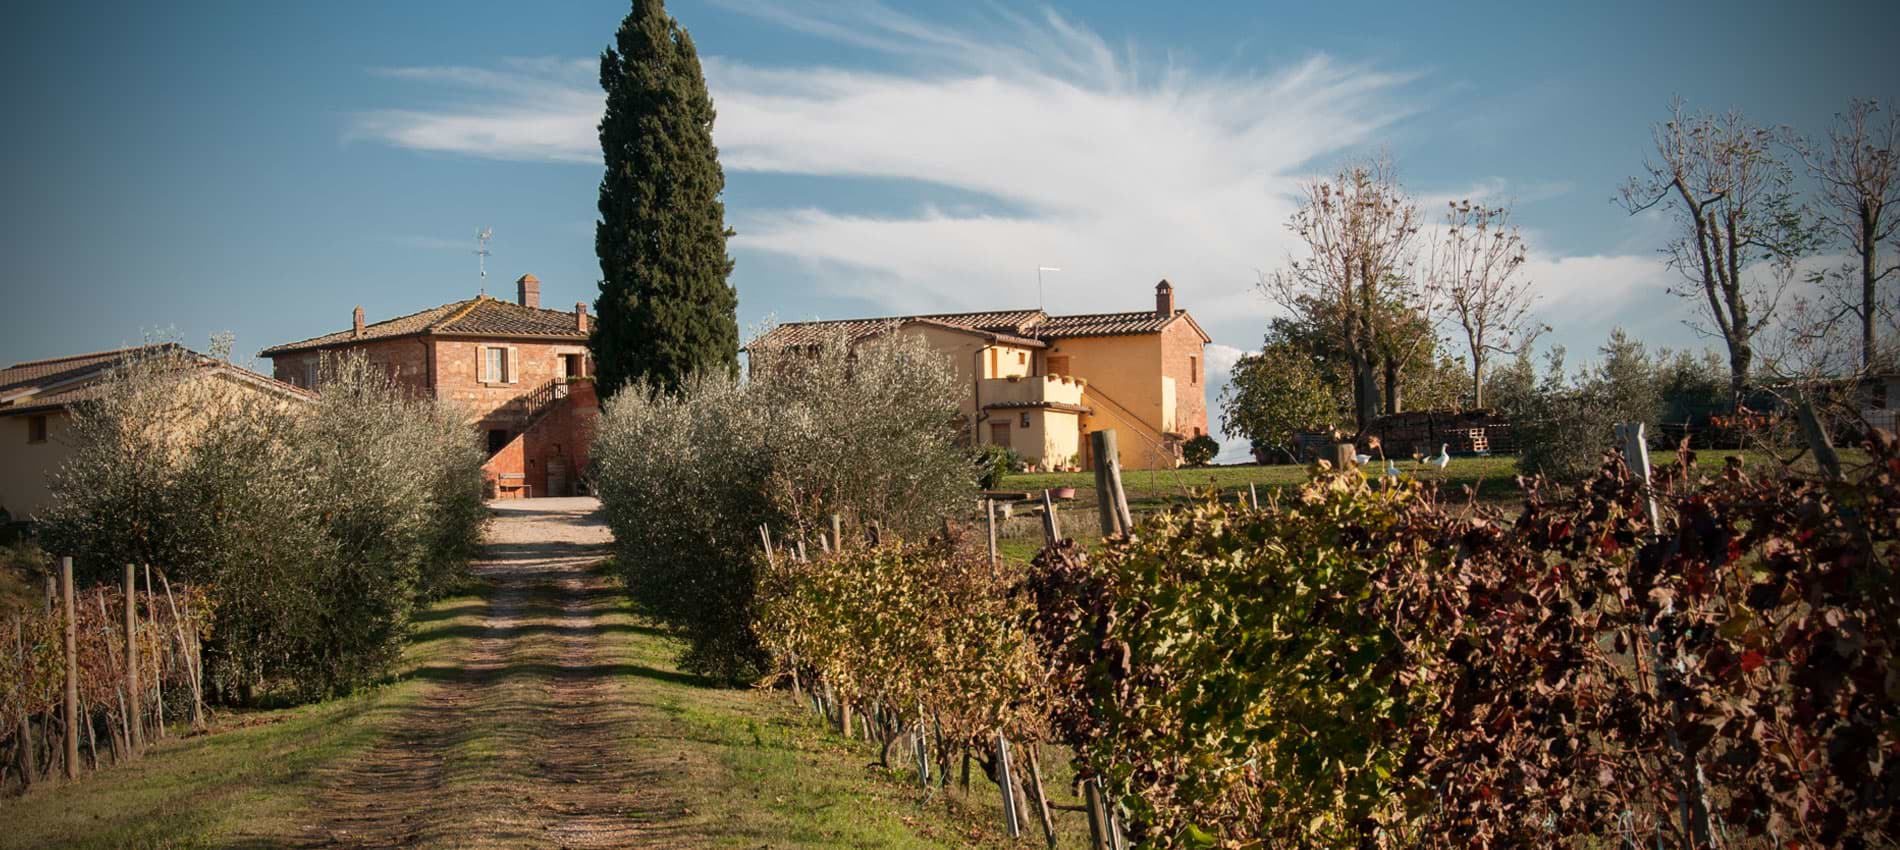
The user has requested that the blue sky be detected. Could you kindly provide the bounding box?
[4,1,1896,444]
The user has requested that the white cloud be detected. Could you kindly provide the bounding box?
[1204,343,1255,377]
[347,3,1695,369]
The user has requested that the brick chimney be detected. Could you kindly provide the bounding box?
[575,302,590,333]
[1155,279,1175,316]
[516,274,540,308]
[352,305,365,338]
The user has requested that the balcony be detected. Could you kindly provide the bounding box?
[980,373,1088,410]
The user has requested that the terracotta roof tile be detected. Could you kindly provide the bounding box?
[260,295,587,356]
[746,306,1210,349]
[1,344,313,415]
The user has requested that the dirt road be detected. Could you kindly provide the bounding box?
[291,497,671,849]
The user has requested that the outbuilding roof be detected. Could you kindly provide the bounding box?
[1,344,314,416]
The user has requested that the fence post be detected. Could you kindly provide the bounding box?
[124,565,142,754]
[1617,422,1712,848]
[1248,482,1260,509]
[1614,423,1659,532]
[1039,490,1063,547]
[985,498,998,569]
[1091,430,1121,538]
[996,732,1022,838]
[1083,779,1113,850]
[61,557,78,780]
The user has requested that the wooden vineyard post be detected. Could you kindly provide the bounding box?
[1105,440,1133,535]
[913,704,930,788]
[1616,422,1711,848]
[996,733,1022,838]
[60,556,78,780]
[1614,423,1659,531]
[1083,779,1113,850]
[830,514,844,553]
[1332,442,1356,471]
[1091,430,1122,537]
[1040,490,1063,547]
[125,564,142,753]
[1023,744,1059,849]
[1248,482,1260,509]
[985,498,999,569]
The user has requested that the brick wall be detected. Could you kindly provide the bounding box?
[1160,319,1209,439]
[269,337,434,398]
[431,339,590,428]
[481,380,600,498]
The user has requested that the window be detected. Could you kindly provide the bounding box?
[1017,351,1026,365]
[485,347,507,383]
[560,353,584,380]
[302,361,319,390]
[989,421,1011,448]
[1189,355,1200,385]
[27,415,47,444]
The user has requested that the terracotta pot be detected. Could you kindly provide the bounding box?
[1051,487,1077,500]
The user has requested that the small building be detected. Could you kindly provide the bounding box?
[0,344,314,521]
[746,280,1211,470]
[259,274,599,498]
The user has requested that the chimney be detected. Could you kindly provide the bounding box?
[352,305,365,338]
[576,302,590,333]
[516,273,540,308]
[1155,279,1175,316]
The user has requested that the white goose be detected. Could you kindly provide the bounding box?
[1427,443,1451,472]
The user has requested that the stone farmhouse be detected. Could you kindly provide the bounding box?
[746,280,1210,471]
[0,343,315,520]
[260,275,598,498]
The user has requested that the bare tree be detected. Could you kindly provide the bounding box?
[1431,200,1542,409]
[1621,99,1809,404]
[1264,155,1424,428]
[1789,99,1900,371]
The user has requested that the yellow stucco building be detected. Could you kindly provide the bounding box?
[747,281,1211,471]
[0,344,314,521]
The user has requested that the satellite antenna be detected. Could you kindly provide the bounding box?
[1037,266,1061,311]
[473,227,494,294]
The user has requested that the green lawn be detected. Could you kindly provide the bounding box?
[1000,449,1770,514]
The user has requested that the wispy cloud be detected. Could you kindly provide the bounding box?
[348,2,1682,362]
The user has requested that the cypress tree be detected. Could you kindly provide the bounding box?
[592,0,739,399]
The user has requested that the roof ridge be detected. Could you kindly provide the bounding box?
[428,296,490,331]
[4,342,180,371]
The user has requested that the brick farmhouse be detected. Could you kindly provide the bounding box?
[260,275,597,498]
[747,280,1210,470]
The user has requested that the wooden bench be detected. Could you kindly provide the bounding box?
[496,472,531,499]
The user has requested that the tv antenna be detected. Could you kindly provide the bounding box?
[473,227,494,293]
[1037,266,1061,311]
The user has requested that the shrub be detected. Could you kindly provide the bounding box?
[594,329,974,683]
[1181,433,1218,467]
[1029,445,1900,848]
[42,347,485,700]
[972,444,1018,489]
[755,528,1048,759]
